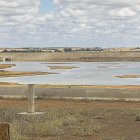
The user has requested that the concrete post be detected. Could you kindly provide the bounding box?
[28,84,35,113]
[3,58,5,62]
[10,54,12,61]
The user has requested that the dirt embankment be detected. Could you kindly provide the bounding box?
[2,51,140,62]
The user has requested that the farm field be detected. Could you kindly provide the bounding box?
[1,99,140,140]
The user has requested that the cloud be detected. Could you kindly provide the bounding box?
[0,0,140,48]
[59,8,85,17]
[109,8,136,17]
[0,0,40,8]
[53,0,140,7]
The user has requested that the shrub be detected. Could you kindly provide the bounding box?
[136,114,140,121]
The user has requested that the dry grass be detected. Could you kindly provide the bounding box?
[0,64,16,69]
[97,65,127,69]
[97,66,107,68]
[0,70,57,78]
[42,63,74,64]
[1,99,140,140]
[116,75,140,78]
[48,66,78,69]
[35,84,140,89]
[0,82,27,87]
[1,82,140,89]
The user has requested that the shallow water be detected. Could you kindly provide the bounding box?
[0,62,140,85]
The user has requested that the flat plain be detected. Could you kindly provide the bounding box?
[1,99,140,140]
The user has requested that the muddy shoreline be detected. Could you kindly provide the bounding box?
[0,64,57,77]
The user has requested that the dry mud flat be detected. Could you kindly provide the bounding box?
[1,99,140,140]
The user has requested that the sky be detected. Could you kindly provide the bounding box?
[0,0,140,48]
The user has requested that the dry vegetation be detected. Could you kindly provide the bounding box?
[105,47,140,52]
[0,71,56,78]
[1,82,140,89]
[97,66,107,68]
[0,64,57,77]
[97,65,128,69]
[0,64,16,69]
[48,66,78,69]
[116,75,140,78]
[35,84,140,89]
[42,63,74,64]
[0,99,140,140]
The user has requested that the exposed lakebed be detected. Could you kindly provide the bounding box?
[0,62,140,85]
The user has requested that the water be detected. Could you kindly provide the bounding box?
[0,62,140,85]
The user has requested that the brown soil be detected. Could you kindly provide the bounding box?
[116,75,140,78]
[0,71,56,78]
[48,66,78,69]
[1,99,140,140]
[0,64,16,69]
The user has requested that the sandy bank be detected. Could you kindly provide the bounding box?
[48,66,78,69]
[0,71,56,78]
[116,75,140,78]
[97,66,107,68]
[0,64,16,69]
[42,63,74,64]
[97,65,128,68]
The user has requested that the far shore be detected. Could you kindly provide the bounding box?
[2,51,140,62]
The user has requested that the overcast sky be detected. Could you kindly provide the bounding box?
[0,0,140,48]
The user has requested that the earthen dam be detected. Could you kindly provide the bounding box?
[0,51,140,62]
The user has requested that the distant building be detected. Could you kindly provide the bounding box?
[29,47,42,52]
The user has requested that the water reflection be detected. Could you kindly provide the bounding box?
[0,62,140,85]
